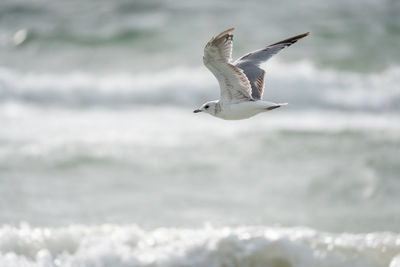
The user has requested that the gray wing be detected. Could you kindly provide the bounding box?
[234,32,309,100]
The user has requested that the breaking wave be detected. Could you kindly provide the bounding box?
[0,224,399,267]
[0,61,400,110]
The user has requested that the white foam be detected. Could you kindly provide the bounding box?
[0,66,214,107]
[390,254,400,267]
[0,224,399,267]
[264,60,400,111]
[0,61,399,110]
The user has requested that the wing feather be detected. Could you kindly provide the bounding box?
[235,32,309,99]
[254,69,265,99]
[234,32,309,66]
[203,28,253,103]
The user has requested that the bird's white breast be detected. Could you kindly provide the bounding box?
[215,101,266,120]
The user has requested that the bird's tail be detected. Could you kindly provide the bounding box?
[266,103,288,110]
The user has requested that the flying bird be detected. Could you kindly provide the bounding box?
[194,28,309,120]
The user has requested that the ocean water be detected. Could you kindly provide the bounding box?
[1,0,400,266]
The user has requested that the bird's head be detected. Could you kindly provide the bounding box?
[193,100,219,116]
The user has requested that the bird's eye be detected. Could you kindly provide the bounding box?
[205,105,209,109]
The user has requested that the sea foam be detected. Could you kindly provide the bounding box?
[0,224,399,267]
[0,61,399,110]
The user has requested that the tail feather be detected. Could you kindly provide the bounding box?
[266,103,288,110]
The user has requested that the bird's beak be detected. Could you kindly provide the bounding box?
[193,109,202,113]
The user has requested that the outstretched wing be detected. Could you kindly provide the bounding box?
[234,32,309,100]
[203,28,253,103]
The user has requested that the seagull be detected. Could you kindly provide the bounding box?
[193,28,309,120]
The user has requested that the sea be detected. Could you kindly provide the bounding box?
[1,0,400,266]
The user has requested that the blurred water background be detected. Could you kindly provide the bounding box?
[1,0,400,266]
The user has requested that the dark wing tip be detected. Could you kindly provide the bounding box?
[219,27,235,36]
[269,32,310,47]
[212,28,235,41]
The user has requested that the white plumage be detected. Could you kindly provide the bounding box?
[194,28,309,120]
